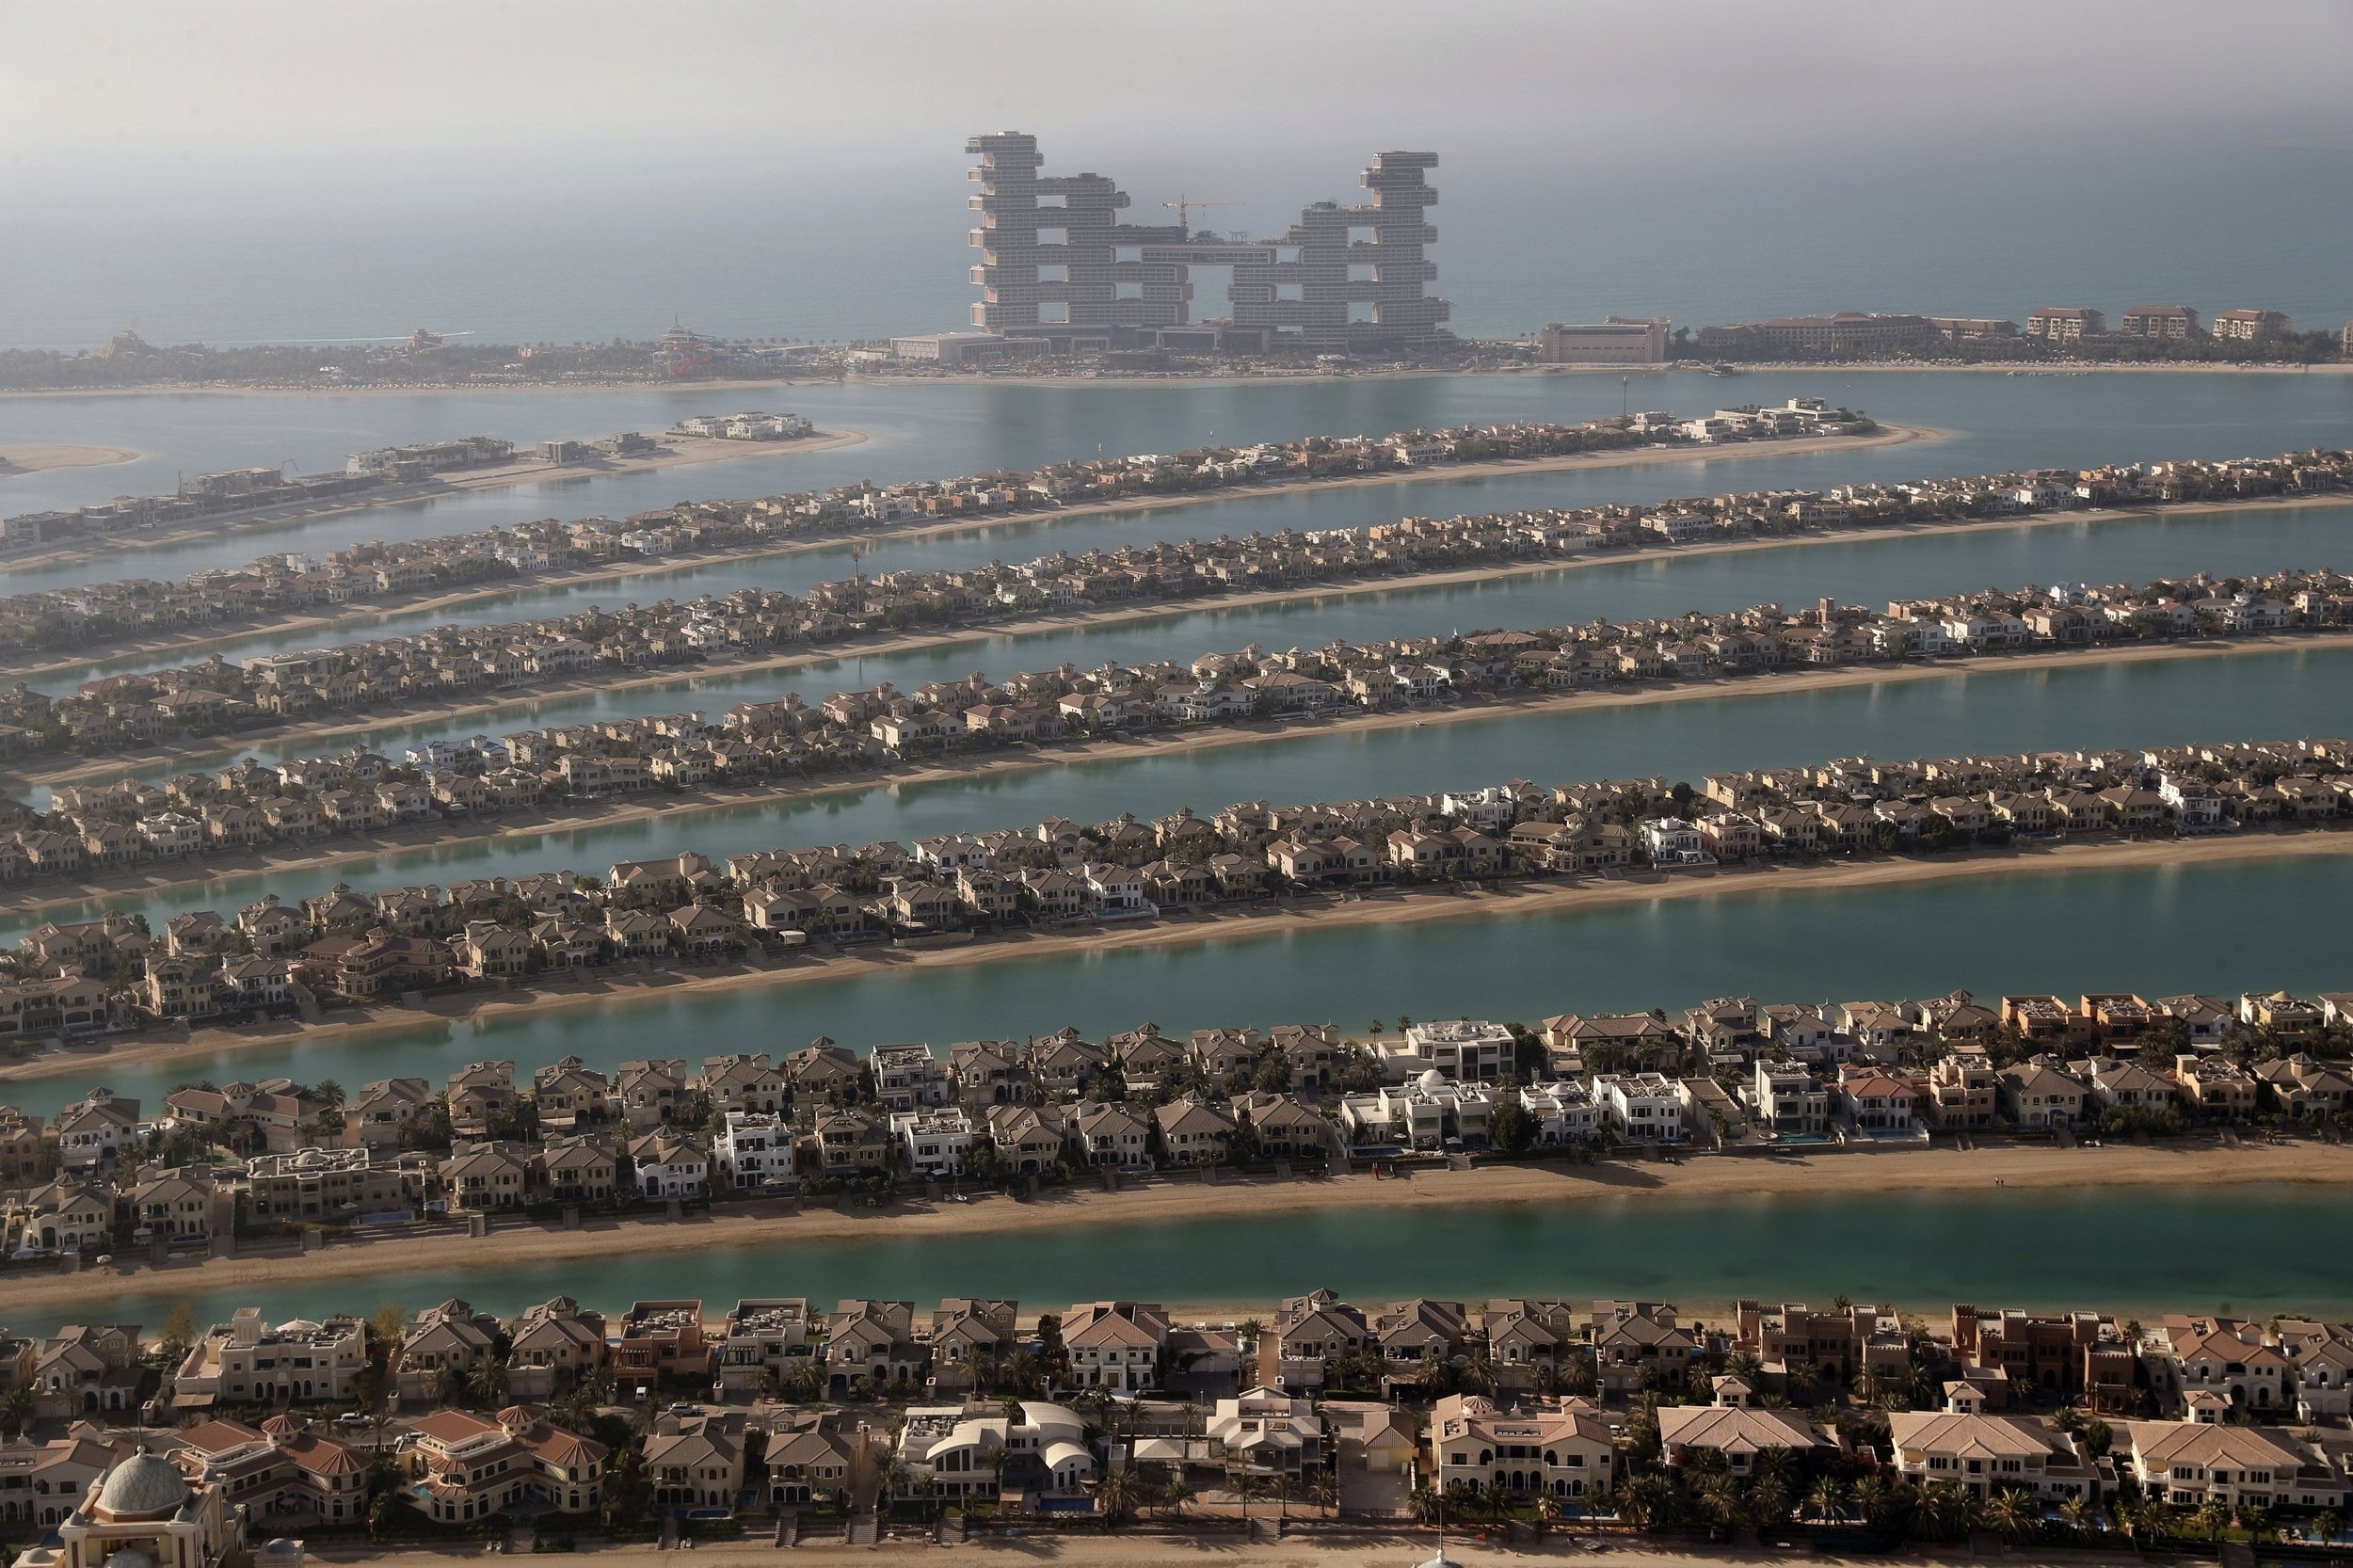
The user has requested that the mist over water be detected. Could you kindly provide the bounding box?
[6,137,2350,351]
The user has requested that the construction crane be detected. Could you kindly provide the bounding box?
[1160,195,1243,233]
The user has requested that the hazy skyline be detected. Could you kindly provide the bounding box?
[8,0,2353,178]
[7,1,2353,350]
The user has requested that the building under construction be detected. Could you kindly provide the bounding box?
[963,131,1452,356]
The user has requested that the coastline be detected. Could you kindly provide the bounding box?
[5,356,2345,404]
[9,1138,2351,1319]
[0,422,1929,662]
[4,629,2343,916]
[0,443,142,477]
[0,428,871,574]
[8,824,2349,1088]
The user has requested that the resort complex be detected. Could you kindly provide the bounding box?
[10,34,2353,1567]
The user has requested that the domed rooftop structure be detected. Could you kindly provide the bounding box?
[1417,1067,1447,1092]
[94,1453,190,1521]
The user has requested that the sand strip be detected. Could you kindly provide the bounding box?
[0,429,869,573]
[8,1138,2349,1320]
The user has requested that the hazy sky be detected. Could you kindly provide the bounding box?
[6,1,2351,349]
[7,0,2352,180]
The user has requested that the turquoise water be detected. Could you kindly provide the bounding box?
[7,847,2347,1119]
[8,368,2353,590]
[13,1181,2349,1337]
[11,639,2352,948]
[45,491,2353,734]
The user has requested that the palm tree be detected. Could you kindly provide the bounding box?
[874,1457,909,1515]
[1407,1482,1443,1525]
[1160,1474,1196,1520]
[1917,1482,1974,1542]
[465,1353,508,1409]
[2058,1496,2093,1538]
[1696,1473,1741,1531]
[0,1384,33,1438]
[2312,1508,2343,1546]
[1614,1472,1674,1532]
[2194,1496,2230,1545]
[1306,1470,1337,1518]
[1096,1467,1141,1528]
[1983,1488,2036,1544]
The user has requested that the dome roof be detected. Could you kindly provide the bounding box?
[96,1454,190,1520]
[1417,1067,1446,1091]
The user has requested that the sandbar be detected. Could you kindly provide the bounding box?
[0,442,140,477]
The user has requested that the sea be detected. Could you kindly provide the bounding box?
[4,136,2351,352]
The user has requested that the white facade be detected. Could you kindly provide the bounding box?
[891,1109,975,1176]
[1593,1072,1686,1141]
[1403,1019,1514,1081]
[714,1111,795,1189]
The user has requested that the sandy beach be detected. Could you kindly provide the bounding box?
[11,1137,2351,1320]
[0,422,1931,666]
[0,442,141,477]
[5,629,2343,916]
[0,428,870,574]
[7,824,2347,1091]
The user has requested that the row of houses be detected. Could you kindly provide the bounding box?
[12,979,2346,1267]
[6,432,2343,756]
[9,1291,2351,1531]
[12,553,2352,883]
[11,732,2353,1042]
[0,411,1705,652]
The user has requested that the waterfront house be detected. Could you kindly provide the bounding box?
[2119,1421,2345,1512]
[643,1424,745,1513]
[1062,1301,1169,1393]
[505,1298,608,1400]
[1428,1392,1615,1504]
[1656,1395,1834,1476]
[1996,1061,2086,1129]
[1885,1411,2107,1500]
